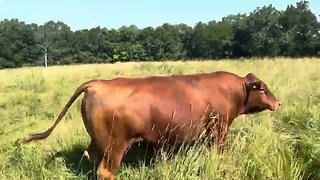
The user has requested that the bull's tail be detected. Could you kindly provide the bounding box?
[22,80,97,144]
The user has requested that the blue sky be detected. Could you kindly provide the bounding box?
[0,0,319,31]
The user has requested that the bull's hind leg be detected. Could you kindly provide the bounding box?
[91,112,135,180]
[98,139,133,180]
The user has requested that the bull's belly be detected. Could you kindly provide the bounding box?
[135,101,213,145]
[140,119,207,145]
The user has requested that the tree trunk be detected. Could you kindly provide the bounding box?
[44,46,48,67]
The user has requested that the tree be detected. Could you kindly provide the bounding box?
[36,21,73,66]
[206,21,233,58]
[246,5,282,57]
[137,27,156,60]
[0,19,41,68]
[190,22,210,58]
[36,21,72,66]
[279,1,320,56]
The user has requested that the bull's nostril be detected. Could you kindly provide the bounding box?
[278,103,281,108]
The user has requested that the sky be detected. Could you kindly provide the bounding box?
[0,0,319,31]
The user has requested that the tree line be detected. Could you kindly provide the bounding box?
[0,1,319,69]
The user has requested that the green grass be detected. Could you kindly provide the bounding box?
[0,58,319,179]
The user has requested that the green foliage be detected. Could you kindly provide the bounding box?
[0,19,42,68]
[278,1,320,56]
[0,1,319,68]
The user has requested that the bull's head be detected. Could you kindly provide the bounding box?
[243,73,281,114]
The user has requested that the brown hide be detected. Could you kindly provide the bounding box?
[23,71,280,180]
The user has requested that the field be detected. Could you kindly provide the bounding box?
[0,58,319,180]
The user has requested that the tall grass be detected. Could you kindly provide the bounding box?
[0,58,319,179]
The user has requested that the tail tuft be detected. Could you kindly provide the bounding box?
[22,131,51,144]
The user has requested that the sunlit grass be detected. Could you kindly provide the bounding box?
[0,58,319,179]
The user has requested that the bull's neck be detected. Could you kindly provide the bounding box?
[219,81,248,120]
[239,81,249,115]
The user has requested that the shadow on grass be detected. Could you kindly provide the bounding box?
[122,140,159,168]
[50,141,161,179]
[48,143,96,179]
[49,137,217,179]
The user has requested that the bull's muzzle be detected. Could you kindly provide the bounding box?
[271,102,281,111]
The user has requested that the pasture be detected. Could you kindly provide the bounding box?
[0,58,319,179]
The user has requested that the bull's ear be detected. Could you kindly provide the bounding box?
[245,73,257,81]
[245,73,263,91]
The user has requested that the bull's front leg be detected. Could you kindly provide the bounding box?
[203,115,231,153]
[212,117,231,153]
[215,126,229,153]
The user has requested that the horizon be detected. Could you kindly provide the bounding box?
[0,0,319,31]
